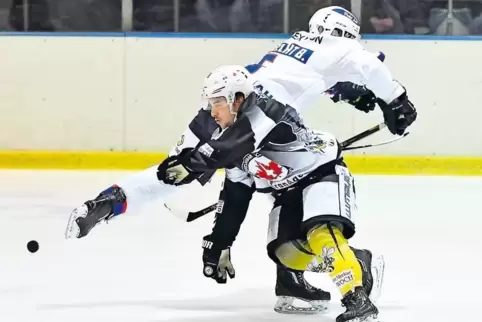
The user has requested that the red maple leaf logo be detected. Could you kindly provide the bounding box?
[255,161,283,180]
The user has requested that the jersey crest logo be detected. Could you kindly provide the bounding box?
[244,154,289,181]
[255,160,284,180]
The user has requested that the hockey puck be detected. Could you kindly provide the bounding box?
[27,240,39,253]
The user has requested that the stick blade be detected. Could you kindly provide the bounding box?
[164,203,190,222]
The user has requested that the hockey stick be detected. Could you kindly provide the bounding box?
[164,202,217,222]
[340,122,386,149]
[342,131,409,151]
[165,122,390,222]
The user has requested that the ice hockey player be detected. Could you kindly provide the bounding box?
[168,55,414,321]
[63,79,384,315]
[172,96,384,314]
[152,64,415,322]
[244,6,416,137]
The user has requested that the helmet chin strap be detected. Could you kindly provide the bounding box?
[228,102,238,126]
[228,101,235,113]
[230,110,238,124]
[228,100,239,115]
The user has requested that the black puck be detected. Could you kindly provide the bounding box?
[27,240,39,253]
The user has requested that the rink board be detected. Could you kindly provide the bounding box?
[1,33,482,175]
[1,35,482,157]
[0,151,481,175]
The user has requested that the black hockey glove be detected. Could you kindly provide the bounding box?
[156,149,197,186]
[378,93,417,135]
[202,234,235,284]
[330,82,376,113]
[349,92,377,113]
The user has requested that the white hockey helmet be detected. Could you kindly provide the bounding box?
[202,65,254,112]
[309,6,360,40]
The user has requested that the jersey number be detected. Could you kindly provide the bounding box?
[245,53,278,73]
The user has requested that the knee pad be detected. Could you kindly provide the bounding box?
[307,223,363,296]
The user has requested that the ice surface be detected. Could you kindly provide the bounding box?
[1,170,481,322]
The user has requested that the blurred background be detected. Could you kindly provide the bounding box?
[2,0,482,36]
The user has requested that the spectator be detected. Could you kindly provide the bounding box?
[177,0,284,33]
[133,0,174,31]
[240,0,284,33]
[47,0,121,31]
[360,0,427,34]
[423,0,482,35]
[9,0,54,31]
[178,0,240,32]
[0,0,14,30]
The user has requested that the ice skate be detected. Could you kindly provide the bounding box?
[351,247,385,303]
[65,201,112,239]
[65,186,126,239]
[274,265,330,314]
[337,287,379,322]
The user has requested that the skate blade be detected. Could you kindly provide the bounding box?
[345,313,380,322]
[64,208,86,239]
[274,296,329,315]
[369,254,385,303]
[65,214,80,239]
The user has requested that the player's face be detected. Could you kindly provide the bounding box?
[209,97,235,128]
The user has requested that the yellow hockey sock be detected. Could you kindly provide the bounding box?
[307,224,362,296]
[274,239,316,271]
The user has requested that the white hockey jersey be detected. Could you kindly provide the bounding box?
[248,31,404,112]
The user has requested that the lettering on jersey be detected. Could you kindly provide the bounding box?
[292,31,323,44]
[343,174,352,219]
[198,143,214,157]
[216,200,224,214]
[241,152,255,171]
[202,239,214,249]
[273,42,314,64]
[270,173,304,190]
[334,270,355,288]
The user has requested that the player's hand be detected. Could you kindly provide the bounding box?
[202,234,235,284]
[157,149,195,186]
[350,92,377,113]
[330,82,376,113]
[378,94,417,135]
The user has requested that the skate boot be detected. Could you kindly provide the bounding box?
[274,265,331,314]
[337,287,379,322]
[351,247,385,303]
[65,186,126,239]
